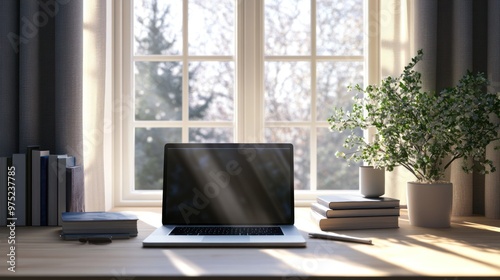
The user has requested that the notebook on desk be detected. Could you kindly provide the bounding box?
[142,143,306,247]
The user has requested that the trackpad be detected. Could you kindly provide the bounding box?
[203,236,250,242]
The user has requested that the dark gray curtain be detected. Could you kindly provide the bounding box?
[0,0,82,160]
[413,0,500,218]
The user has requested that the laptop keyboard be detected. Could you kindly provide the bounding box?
[170,226,284,236]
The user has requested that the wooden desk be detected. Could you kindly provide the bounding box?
[1,208,500,279]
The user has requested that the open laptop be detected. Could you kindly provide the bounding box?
[142,143,306,247]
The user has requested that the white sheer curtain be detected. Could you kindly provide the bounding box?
[83,0,112,211]
[377,0,414,207]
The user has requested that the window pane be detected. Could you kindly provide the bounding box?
[189,0,235,55]
[316,61,363,121]
[265,61,311,121]
[265,0,311,55]
[129,0,367,198]
[135,128,182,190]
[317,128,361,190]
[189,62,234,121]
[135,61,183,121]
[189,128,233,142]
[317,0,363,56]
[134,0,182,55]
[265,127,310,190]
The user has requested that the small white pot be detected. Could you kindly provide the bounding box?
[359,166,385,198]
[407,182,453,228]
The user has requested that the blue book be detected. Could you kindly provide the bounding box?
[62,212,138,222]
[40,156,49,226]
[57,156,76,225]
[66,165,85,213]
[60,212,138,238]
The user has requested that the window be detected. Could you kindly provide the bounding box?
[115,0,374,206]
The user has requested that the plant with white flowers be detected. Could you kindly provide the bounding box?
[328,50,500,183]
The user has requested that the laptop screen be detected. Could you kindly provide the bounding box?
[162,143,294,225]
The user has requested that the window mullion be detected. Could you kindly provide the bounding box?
[238,0,265,142]
[182,0,189,142]
[236,0,244,142]
[310,0,318,191]
[364,0,380,158]
[123,0,136,202]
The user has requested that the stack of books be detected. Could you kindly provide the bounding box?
[1,145,84,227]
[60,212,138,240]
[311,193,400,231]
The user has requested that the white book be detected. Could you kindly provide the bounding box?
[57,156,76,225]
[32,150,50,226]
[13,154,26,226]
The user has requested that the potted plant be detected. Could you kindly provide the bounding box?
[327,50,500,227]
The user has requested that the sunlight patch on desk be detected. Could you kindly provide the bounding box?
[263,249,318,274]
[407,234,500,269]
[352,237,459,276]
[355,234,500,276]
[459,221,500,233]
[163,250,204,276]
[262,246,387,276]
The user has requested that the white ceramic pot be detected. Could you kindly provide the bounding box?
[359,166,385,198]
[407,182,453,228]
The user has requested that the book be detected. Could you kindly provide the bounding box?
[66,165,85,212]
[310,210,399,231]
[26,145,40,226]
[311,202,400,218]
[40,155,49,226]
[57,156,76,225]
[32,150,50,226]
[48,154,66,226]
[13,154,26,226]
[317,194,400,209]
[0,157,8,226]
[60,212,138,238]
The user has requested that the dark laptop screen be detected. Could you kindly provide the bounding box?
[162,143,294,225]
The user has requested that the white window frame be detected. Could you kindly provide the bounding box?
[112,0,380,207]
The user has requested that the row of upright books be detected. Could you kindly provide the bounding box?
[311,193,400,231]
[0,145,85,227]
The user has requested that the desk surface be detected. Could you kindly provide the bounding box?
[1,207,500,279]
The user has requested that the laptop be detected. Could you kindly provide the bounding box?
[142,143,306,247]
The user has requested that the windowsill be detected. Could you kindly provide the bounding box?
[112,189,363,208]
